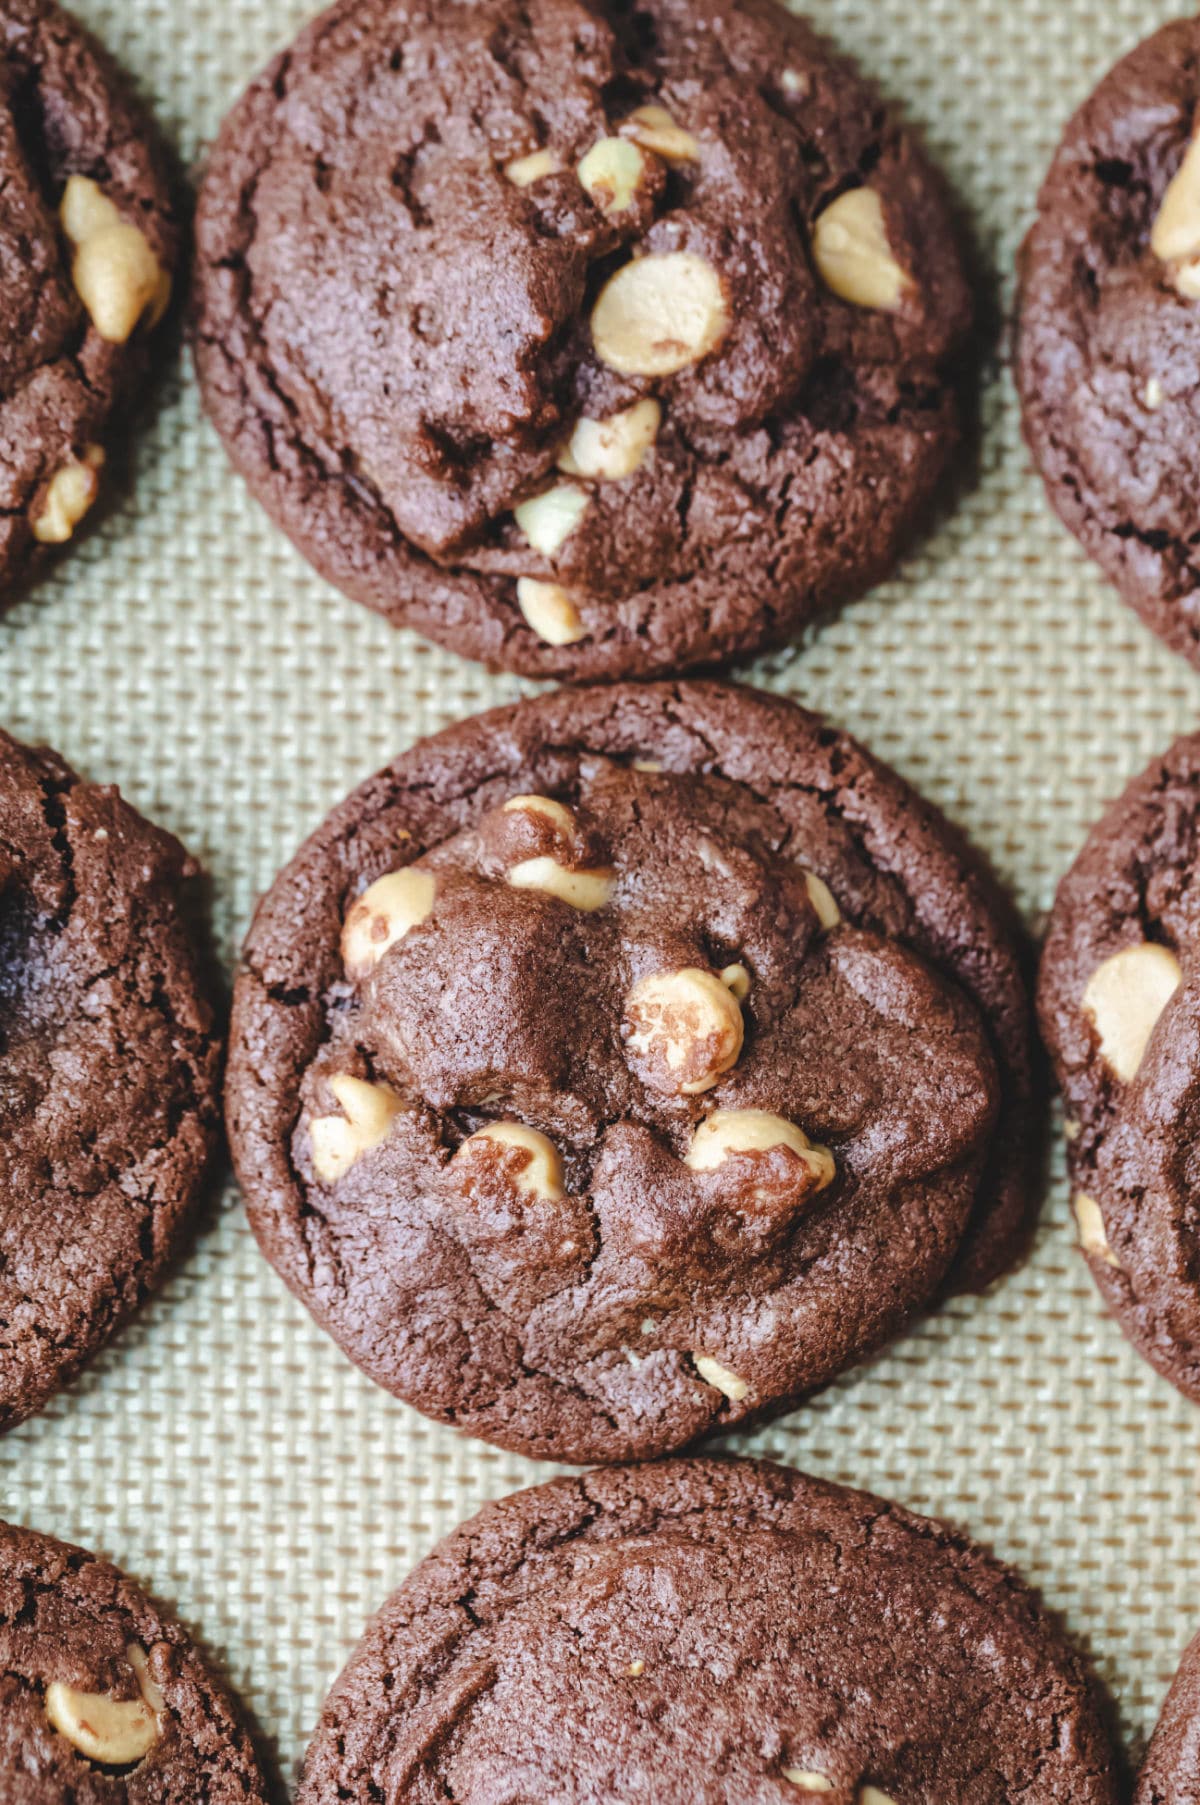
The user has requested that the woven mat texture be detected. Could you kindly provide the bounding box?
[3,0,1199,1789]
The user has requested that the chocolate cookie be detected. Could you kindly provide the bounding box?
[194,0,971,681]
[1137,1630,1200,1805]
[297,1457,1118,1803]
[0,1518,269,1800]
[0,0,177,602]
[227,681,1033,1464]
[1039,733,1200,1401]
[1016,19,1200,668]
[0,731,221,1429]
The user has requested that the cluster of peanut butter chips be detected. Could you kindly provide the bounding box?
[226,680,1033,1466]
[0,0,176,599]
[192,0,971,681]
[11,0,1200,1800]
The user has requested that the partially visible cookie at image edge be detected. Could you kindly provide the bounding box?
[297,1458,1118,1803]
[1039,732,1200,1402]
[1137,1627,1200,1805]
[1017,17,1200,668]
[0,1518,269,1800]
[0,730,222,1429]
[194,0,972,680]
[0,0,178,602]
[227,680,1033,1466]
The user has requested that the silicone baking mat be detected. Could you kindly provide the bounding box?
[2,0,1199,1789]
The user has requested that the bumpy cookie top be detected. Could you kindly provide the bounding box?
[298,1458,1118,1803]
[227,683,1031,1464]
[1039,733,1200,1400]
[1017,18,1200,668]
[0,0,176,599]
[0,1520,269,1800]
[194,0,971,679]
[0,732,220,1429]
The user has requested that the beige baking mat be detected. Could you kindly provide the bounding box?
[2,0,1199,1788]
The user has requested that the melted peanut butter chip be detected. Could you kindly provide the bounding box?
[514,483,589,557]
[691,1352,749,1400]
[812,188,912,311]
[515,577,586,645]
[591,252,729,376]
[61,175,170,344]
[1081,942,1182,1082]
[1074,1192,1120,1269]
[342,868,436,979]
[455,1122,565,1200]
[310,1075,403,1182]
[685,1110,835,1187]
[1152,125,1200,298]
[44,1644,162,1766]
[623,966,744,1094]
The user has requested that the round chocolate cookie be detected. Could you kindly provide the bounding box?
[0,731,221,1429]
[297,1457,1118,1803]
[1016,19,1200,668]
[0,1518,269,1800]
[0,0,178,602]
[227,681,1033,1464]
[1039,733,1200,1401]
[193,0,971,681]
[1137,1630,1200,1805]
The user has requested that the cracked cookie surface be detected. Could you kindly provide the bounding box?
[0,731,220,1429]
[227,681,1032,1464]
[297,1457,1118,1803]
[0,1518,269,1801]
[1039,733,1200,1403]
[0,0,177,603]
[193,0,971,680]
[1016,18,1200,668]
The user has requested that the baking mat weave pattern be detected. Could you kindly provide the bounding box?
[3,0,1199,1786]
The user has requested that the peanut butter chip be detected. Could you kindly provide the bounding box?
[514,483,589,557]
[60,174,170,344]
[802,870,841,929]
[32,444,105,544]
[310,1075,403,1182]
[503,794,576,834]
[684,1110,835,1188]
[515,577,586,646]
[624,966,744,1094]
[504,148,561,187]
[577,136,650,214]
[691,1352,749,1401]
[1152,125,1200,298]
[558,398,662,480]
[1081,941,1182,1082]
[621,104,699,163]
[508,856,615,910]
[812,187,913,311]
[455,1122,565,1200]
[782,1775,833,1794]
[44,1644,162,1766]
[1075,1192,1120,1269]
[859,1790,897,1805]
[719,961,751,1001]
[502,794,616,910]
[591,252,729,376]
[341,867,435,978]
